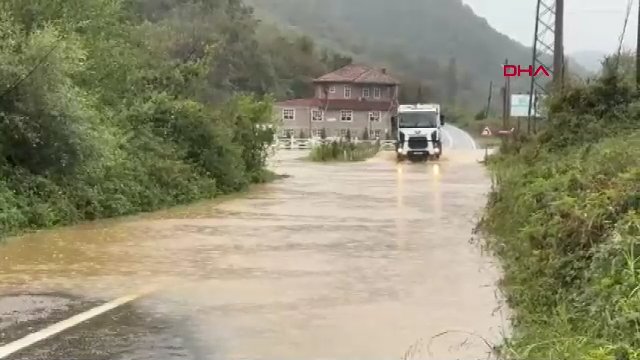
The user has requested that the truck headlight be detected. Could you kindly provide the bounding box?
[434,147,440,154]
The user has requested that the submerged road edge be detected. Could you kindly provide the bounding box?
[0,286,159,359]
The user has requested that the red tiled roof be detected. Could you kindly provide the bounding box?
[314,64,399,85]
[276,98,397,112]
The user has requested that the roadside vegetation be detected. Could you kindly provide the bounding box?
[309,141,380,162]
[0,0,350,239]
[479,57,640,359]
[452,115,504,147]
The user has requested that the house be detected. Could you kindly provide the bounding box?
[274,64,400,139]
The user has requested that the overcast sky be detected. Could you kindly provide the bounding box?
[462,0,638,54]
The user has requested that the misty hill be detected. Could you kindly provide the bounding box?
[570,50,608,74]
[249,0,547,110]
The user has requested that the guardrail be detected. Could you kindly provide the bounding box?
[272,137,396,151]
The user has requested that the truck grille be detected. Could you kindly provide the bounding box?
[408,137,428,149]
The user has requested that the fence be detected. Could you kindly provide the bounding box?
[272,137,396,151]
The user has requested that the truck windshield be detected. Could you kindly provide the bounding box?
[399,112,439,128]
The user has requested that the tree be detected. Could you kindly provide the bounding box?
[475,109,487,121]
[362,128,370,140]
[0,0,291,236]
[346,129,352,142]
[297,36,315,55]
[251,0,547,111]
[320,127,327,139]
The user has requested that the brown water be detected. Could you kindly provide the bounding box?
[0,150,507,360]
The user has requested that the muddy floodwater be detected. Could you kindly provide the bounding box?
[0,149,508,360]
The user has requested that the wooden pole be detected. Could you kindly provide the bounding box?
[637,0,640,90]
[486,81,493,118]
[503,59,510,132]
[553,0,565,91]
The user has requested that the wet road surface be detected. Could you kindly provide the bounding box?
[442,124,478,150]
[0,147,507,360]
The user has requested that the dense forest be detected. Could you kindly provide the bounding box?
[0,0,351,238]
[250,0,588,113]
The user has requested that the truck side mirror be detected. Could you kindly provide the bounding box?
[440,115,446,125]
[391,116,397,128]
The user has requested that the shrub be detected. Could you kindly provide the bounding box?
[0,0,277,240]
[481,66,640,359]
[309,140,379,162]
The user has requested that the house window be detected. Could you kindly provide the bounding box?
[362,88,370,98]
[281,128,295,137]
[312,129,323,138]
[344,86,352,99]
[329,86,336,93]
[340,110,353,122]
[339,129,349,137]
[282,108,295,121]
[370,129,382,139]
[368,111,381,122]
[374,87,381,99]
[311,110,323,122]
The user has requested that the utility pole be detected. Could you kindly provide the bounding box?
[553,0,564,91]
[527,0,562,133]
[502,59,511,130]
[486,81,493,118]
[533,90,539,133]
[528,0,562,133]
[637,0,640,90]
[502,59,511,132]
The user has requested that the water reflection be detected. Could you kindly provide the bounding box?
[0,149,506,359]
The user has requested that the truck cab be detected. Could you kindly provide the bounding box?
[392,104,445,162]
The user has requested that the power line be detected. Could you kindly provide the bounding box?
[566,9,632,13]
[616,0,635,59]
[0,40,64,101]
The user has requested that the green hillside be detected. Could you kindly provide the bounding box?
[249,0,580,112]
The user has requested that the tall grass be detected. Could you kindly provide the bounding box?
[309,140,380,162]
[480,62,640,359]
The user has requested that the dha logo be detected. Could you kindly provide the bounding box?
[503,65,550,78]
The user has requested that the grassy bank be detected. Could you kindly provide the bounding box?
[480,66,640,359]
[452,116,504,147]
[309,141,380,162]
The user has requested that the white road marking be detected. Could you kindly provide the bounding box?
[442,127,455,149]
[0,286,159,359]
[459,126,478,150]
[444,124,477,150]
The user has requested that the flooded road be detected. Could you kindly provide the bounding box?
[0,148,507,360]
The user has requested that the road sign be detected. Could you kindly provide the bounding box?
[481,127,492,136]
[510,94,545,117]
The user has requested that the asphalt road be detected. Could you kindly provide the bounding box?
[0,130,506,360]
[441,124,478,150]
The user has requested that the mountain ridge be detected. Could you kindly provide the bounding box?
[249,0,587,111]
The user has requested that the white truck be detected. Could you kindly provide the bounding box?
[391,104,445,162]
